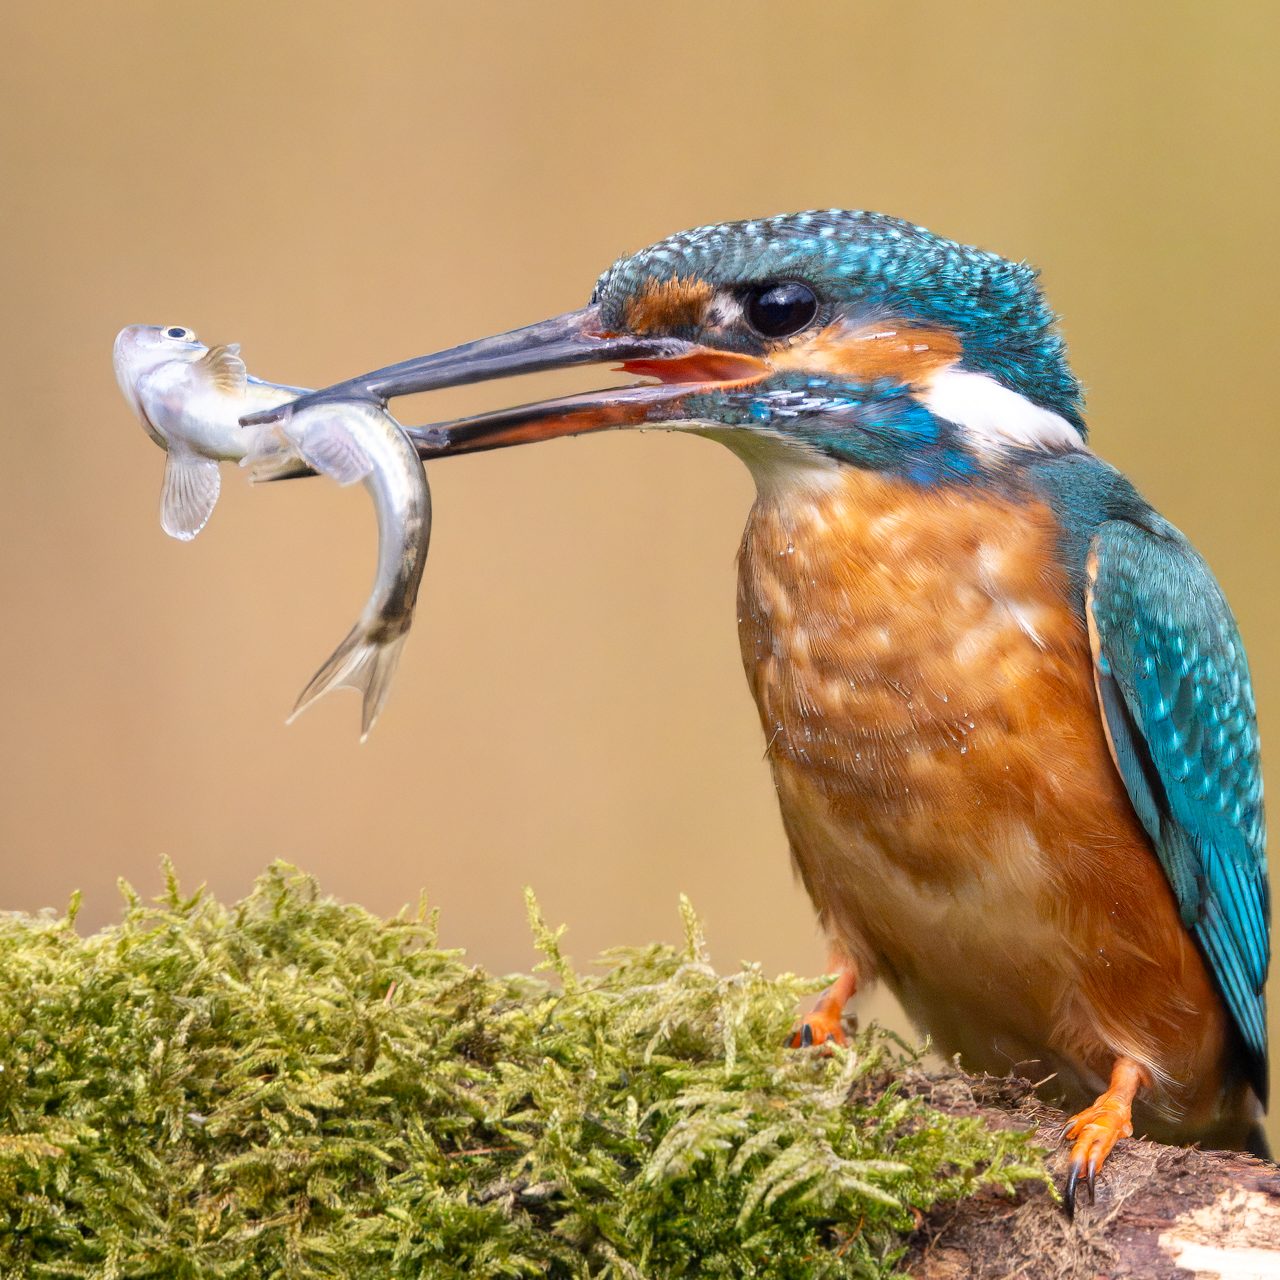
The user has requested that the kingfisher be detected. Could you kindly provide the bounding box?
[259,210,1269,1211]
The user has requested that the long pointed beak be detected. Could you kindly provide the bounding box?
[241,304,768,453]
[403,380,722,457]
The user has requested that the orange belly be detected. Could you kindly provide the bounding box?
[737,466,1249,1142]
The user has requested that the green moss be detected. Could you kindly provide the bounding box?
[0,864,1047,1277]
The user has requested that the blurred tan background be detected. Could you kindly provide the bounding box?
[2,2,1277,1129]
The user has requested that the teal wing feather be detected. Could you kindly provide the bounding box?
[1087,518,1268,1099]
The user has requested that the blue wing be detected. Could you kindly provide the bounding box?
[1087,517,1268,1099]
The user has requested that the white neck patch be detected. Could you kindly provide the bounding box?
[922,367,1083,455]
[693,425,844,498]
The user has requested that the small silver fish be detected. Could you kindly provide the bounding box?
[247,401,432,740]
[112,324,305,539]
[115,324,432,738]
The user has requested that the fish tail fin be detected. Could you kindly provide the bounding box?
[288,626,408,741]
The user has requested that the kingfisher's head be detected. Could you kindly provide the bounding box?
[253,211,1086,485]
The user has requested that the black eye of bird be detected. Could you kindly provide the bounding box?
[165,326,190,340]
[743,281,818,339]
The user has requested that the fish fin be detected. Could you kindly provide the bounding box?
[197,344,247,395]
[293,409,375,486]
[288,626,408,741]
[239,427,298,483]
[241,448,313,484]
[243,453,315,484]
[160,450,221,541]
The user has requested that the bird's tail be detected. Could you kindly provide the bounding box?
[289,625,408,741]
[1245,1121,1273,1162]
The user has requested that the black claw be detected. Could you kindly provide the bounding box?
[1086,1155,1098,1204]
[801,1022,813,1048]
[1063,1160,1081,1220]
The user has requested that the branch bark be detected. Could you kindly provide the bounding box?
[904,1072,1280,1279]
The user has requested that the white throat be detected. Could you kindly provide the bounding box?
[694,425,844,498]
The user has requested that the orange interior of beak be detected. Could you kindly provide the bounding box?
[620,350,768,385]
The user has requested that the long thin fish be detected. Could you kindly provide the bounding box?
[248,402,431,739]
[114,324,432,736]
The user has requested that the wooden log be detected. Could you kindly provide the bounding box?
[903,1071,1280,1279]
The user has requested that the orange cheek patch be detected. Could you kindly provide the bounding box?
[770,322,962,386]
[624,276,715,333]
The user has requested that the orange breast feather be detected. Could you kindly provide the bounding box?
[736,466,1238,1138]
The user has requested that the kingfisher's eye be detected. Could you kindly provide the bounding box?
[164,326,195,341]
[744,281,818,339]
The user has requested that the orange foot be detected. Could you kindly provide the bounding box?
[788,965,857,1049]
[1062,1057,1149,1217]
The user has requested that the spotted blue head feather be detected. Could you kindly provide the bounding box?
[593,209,1085,435]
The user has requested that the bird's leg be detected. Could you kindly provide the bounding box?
[1061,1056,1149,1216]
[788,960,858,1048]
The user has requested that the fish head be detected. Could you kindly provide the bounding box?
[113,324,206,447]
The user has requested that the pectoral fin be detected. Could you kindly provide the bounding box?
[293,409,375,486]
[239,425,295,483]
[160,450,221,541]
[197,343,247,395]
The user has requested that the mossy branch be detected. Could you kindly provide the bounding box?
[0,863,1048,1278]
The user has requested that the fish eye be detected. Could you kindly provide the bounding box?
[164,326,195,342]
[743,281,819,339]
